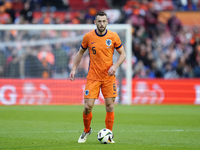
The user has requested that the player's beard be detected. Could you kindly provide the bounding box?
[97,25,106,33]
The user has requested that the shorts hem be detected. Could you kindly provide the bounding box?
[103,95,118,98]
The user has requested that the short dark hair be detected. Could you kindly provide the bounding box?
[95,11,107,20]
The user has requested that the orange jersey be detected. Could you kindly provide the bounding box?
[81,29,122,81]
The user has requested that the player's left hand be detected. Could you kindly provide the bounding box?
[69,70,76,81]
[108,65,117,76]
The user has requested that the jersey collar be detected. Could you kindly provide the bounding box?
[95,29,107,37]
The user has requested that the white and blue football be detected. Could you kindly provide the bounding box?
[97,128,114,144]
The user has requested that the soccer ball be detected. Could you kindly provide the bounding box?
[97,128,114,144]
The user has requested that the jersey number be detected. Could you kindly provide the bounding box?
[113,83,117,91]
[92,47,96,54]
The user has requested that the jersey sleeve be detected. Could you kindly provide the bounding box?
[81,34,88,50]
[114,33,122,50]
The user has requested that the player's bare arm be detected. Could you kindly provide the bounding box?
[69,47,86,81]
[108,46,126,76]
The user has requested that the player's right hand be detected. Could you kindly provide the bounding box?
[69,70,75,81]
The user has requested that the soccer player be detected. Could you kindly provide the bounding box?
[69,11,126,143]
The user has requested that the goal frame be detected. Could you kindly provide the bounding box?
[0,24,132,105]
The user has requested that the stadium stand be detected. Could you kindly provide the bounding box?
[68,0,109,11]
[0,0,200,79]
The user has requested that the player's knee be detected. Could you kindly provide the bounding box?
[84,103,93,112]
[106,103,114,112]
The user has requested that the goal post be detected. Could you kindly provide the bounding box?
[0,24,132,105]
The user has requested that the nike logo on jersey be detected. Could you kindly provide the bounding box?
[113,92,117,94]
[91,42,96,44]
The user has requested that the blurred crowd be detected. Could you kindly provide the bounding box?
[0,29,86,78]
[121,0,200,78]
[0,0,200,79]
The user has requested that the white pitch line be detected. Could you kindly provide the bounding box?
[0,131,80,133]
[0,130,200,133]
[122,130,200,132]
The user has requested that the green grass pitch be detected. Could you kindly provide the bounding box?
[0,105,200,150]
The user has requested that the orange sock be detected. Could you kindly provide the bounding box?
[105,111,114,131]
[83,112,92,133]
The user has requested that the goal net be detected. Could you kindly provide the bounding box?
[0,24,132,105]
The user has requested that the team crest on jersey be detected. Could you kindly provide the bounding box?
[85,90,89,96]
[106,39,112,46]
